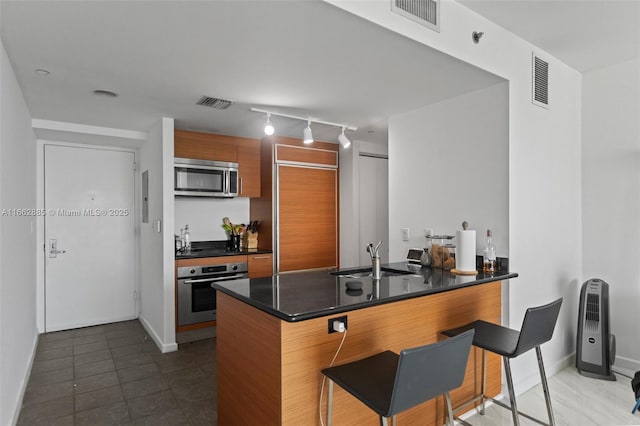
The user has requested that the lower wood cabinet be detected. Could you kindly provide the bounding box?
[248,253,273,278]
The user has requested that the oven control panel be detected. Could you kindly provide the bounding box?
[177,262,248,278]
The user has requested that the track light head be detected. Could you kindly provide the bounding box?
[264,113,275,136]
[303,120,314,144]
[338,127,351,149]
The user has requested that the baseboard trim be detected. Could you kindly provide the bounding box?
[613,355,640,378]
[138,314,177,353]
[11,330,39,426]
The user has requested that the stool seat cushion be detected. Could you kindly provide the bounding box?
[442,320,520,357]
[322,350,399,416]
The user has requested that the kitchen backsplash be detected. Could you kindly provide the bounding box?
[174,197,250,241]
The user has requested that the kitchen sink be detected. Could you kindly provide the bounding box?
[330,267,413,278]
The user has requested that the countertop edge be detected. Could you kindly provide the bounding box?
[214,271,518,322]
[176,249,273,260]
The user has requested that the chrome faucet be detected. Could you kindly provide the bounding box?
[367,241,382,279]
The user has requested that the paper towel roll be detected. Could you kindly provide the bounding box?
[455,230,476,273]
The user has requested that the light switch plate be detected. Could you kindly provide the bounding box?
[401,227,410,241]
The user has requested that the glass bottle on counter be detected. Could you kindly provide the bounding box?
[483,229,496,273]
[184,225,191,252]
[175,234,183,253]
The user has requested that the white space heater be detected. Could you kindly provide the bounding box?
[576,278,616,381]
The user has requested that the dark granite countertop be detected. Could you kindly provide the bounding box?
[175,240,272,260]
[213,262,518,322]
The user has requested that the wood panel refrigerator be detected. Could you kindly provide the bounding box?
[250,139,339,273]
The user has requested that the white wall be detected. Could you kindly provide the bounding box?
[138,117,177,352]
[582,58,640,374]
[358,154,389,265]
[327,0,583,395]
[340,140,388,268]
[174,197,250,242]
[0,40,38,426]
[389,82,509,256]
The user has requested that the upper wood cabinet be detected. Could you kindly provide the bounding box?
[174,130,238,162]
[236,140,261,198]
[174,130,261,198]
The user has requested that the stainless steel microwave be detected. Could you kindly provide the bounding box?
[174,158,238,197]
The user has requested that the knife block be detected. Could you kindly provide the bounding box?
[243,231,258,249]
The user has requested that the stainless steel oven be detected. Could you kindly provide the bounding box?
[177,261,248,326]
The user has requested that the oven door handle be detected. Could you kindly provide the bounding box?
[183,274,247,284]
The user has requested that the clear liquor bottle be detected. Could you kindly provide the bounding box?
[184,225,191,252]
[483,229,496,273]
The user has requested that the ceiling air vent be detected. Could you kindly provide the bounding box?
[391,0,440,33]
[532,53,549,109]
[196,96,233,110]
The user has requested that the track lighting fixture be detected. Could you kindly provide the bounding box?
[303,121,314,144]
[264,112,275,136]
[251,107,356,149]
[338,127,351,149]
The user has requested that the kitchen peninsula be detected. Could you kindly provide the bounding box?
[214,264,517,425]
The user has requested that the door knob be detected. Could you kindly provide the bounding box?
[49,239,66,258]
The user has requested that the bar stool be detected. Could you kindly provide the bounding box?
[441,298,562,426]
[321,329,474,426]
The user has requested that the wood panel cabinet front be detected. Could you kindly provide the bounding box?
[248,253,273,278]
[174,130,237,162]
[278,165,337,272]
[217,281,503,425]
[275,144,338,167]
[236,140,261,197]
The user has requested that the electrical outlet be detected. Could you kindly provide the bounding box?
[401,227,410,241]
[328,315,348,333]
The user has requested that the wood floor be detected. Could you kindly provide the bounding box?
[462,367,640,425]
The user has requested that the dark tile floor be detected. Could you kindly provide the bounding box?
[18,320,217,425]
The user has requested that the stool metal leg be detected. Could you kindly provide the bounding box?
[503,357,520,426]
[536,346,556,426]
[445,391,454,426]
[480,349,487,415]
[327,379,334,426]
[381,416,388,426]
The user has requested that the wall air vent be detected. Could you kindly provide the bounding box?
[532,53,549,108]
[197,96,233,110]
[391,0,440,33]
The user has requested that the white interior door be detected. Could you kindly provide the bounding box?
[358,155,389,265]
[44,145,136,331]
